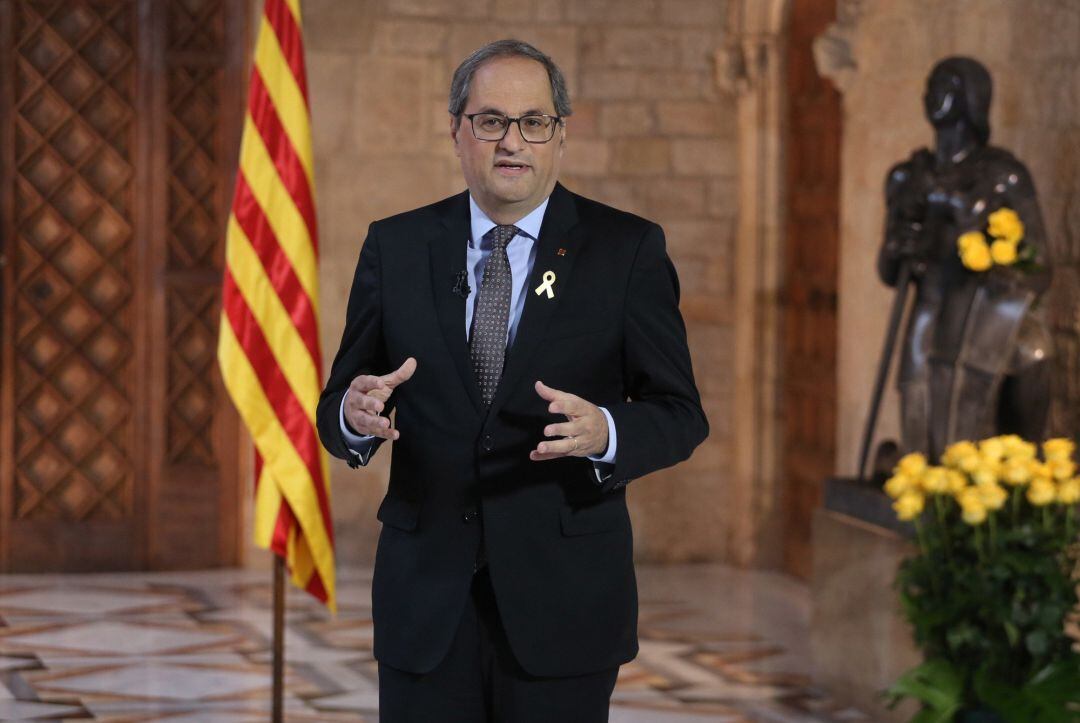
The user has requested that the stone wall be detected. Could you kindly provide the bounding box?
[302,0,736,564]
[831,0,1080,475]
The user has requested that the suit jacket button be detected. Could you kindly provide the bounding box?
[463,508,477,523]
[481,434,493,452]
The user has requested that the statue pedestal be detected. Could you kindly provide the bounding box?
[810,478,920,721]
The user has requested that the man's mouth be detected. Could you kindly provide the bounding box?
[494,160,530,175]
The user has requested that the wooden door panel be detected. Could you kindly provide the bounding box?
[3,0,139,571]
[0,0,246,572]
[782,0,841,580]
[150,0,245,570]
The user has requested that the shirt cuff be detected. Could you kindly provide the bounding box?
[587,406,617,464]
[588,406,617,484]
[339,391,378,465]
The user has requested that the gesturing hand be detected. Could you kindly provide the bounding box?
[344,357,417,441]
[529,380,609,461]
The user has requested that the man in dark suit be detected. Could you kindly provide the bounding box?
[317,39,708,722]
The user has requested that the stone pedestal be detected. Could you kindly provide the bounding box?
[811,484,921,722]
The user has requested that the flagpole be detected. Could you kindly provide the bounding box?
[272,555,285,722]
[220,0,336,714]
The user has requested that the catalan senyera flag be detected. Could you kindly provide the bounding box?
[218,0,335,610]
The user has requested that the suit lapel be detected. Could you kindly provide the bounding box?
[430,190,483,414]
[489,183,582,414]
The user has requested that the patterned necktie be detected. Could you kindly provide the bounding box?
[470,224,518,406]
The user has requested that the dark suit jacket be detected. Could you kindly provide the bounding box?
[317,182,708,678]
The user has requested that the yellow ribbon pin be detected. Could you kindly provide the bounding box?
[535,270,556,299]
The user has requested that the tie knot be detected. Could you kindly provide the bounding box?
[487,224,519,250]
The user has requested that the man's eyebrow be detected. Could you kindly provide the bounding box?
[469,107,552,116]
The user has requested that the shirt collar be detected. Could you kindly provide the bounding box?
[468,194,549,249]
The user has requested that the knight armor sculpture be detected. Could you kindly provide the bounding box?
[878,57,1053,462]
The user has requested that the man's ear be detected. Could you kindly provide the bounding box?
[450,115,461,155]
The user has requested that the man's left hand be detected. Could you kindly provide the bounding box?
[530,381,609,461]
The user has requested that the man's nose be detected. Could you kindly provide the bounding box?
[497,121,527,152]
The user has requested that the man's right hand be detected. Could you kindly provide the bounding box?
[344,357,417,440]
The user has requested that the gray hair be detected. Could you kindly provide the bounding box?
[448,39,572,121]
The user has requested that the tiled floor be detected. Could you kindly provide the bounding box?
[0,564,869,721]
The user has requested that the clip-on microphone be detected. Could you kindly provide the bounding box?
[452,270,471,299]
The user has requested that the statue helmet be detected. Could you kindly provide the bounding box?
[928,56,992,146]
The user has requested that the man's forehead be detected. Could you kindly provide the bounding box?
[467,56,555,111]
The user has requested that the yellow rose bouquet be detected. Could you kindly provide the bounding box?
[885,437,1080,721]
[956,207,1035,273]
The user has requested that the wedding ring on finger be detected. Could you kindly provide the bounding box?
[569,435,578,452]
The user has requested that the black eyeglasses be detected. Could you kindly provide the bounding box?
[463,113,563,143]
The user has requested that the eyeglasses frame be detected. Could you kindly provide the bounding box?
[461,112,564,144]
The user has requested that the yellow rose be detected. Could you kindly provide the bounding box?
[990,240,1018,265]
[962,502,988,525]
[972,461,1000,487]
[1003,438,1037,460]
[943,440,979,468]
[1042,438,1075,462]
[1049,458,1076,481]
[960,236,992,271]
[897,452,928,478]
[1027,478,1056,506]
[1029,460,1052,482]
[946,469,968,496]
[884,473,914,500]
[963,497,989,525]
[1002,457,1032,486]
[997,434,1023,451]
[956,487,988,524]
[987,207,1025,245]
[958,231,986,252]
[920,466,950,494]
[979,437,1007,462]
[893,491,926,521]
[1058,478,1080,505]
[977,483,1009,511]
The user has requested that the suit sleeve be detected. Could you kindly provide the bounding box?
[603,224,709,489]
[317,223,391,465]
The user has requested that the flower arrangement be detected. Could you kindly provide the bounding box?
[957,207,1032,272]
[884,436,1080,722]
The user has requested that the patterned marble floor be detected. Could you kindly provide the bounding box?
[0,564,870,721]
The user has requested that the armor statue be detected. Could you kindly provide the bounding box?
[878,57,1053,463]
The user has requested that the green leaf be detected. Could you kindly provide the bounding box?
[1026,659,1080,706]
[1003,621,1021,647]
[1037,605,1066,630]
[974,659,1080,722]
[947,624,981,653]
[886,659,965,718]
[1026,630,1050,657]
[912,706,962,723]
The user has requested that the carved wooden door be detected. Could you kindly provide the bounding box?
[0,0,247,572]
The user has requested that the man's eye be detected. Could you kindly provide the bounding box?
[480,117,505,129]
[522,117,545,129]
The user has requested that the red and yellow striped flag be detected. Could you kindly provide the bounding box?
[218,0,334,609]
